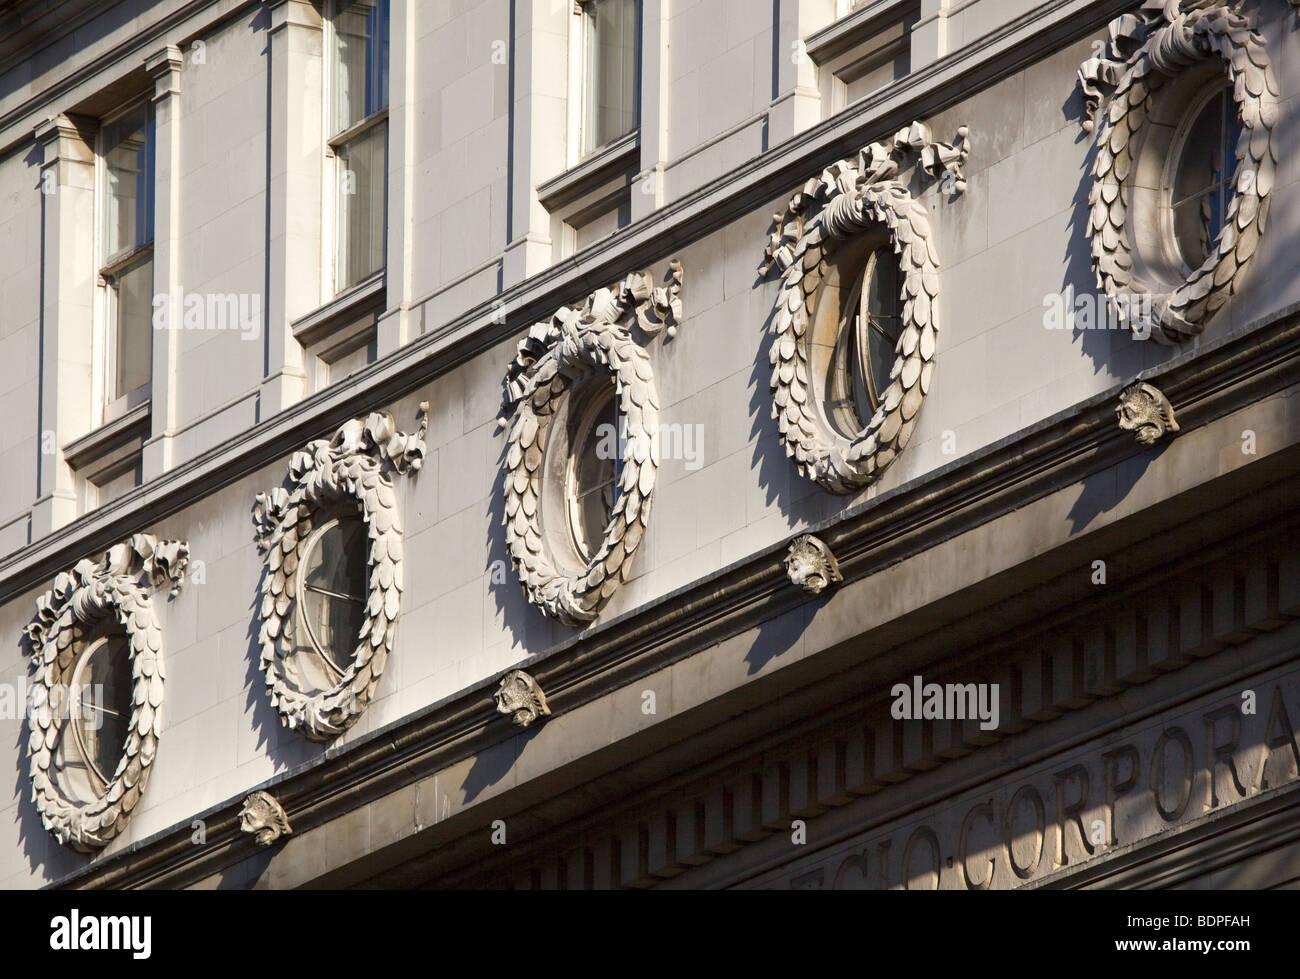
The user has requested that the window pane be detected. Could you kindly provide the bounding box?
[1171,88,1240,268]
[862,247,902,403]
[583,0,638,154]
[336,121,387,290]
[302,514,369,675]
[332,0,390,135]
[570,385,619,561]
[101,103,155,260]
[110,257,153,401]
[75,633,133,788]
[833,246,904,428]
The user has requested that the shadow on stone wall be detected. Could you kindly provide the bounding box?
[13,633,86,881]
[462,726,537,806]
[1067,440,1167,535]
[485,440,561,658]
[1063,89,1176,385]
[241,568,325,774]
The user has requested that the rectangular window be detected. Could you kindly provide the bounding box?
[581,0,639,156]
[329,0,389,293]
[98,101,155,408]
[808,1,919,118]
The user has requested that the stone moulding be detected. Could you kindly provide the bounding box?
[1078,0,1281,345]
[785,534,843,595]
[495,670,551,728]
[759,123,950,495]
[252,406,427,742]
[896,120,971,195]
[239,790,292,846]
[1117,381,1180,445]
[495,264,683,627]
[23,534,188,852]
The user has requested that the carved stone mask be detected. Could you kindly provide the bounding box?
[495,670,551,728]
[784,535,843,595]
[239,791,292,847]
[1116,382,1179,446]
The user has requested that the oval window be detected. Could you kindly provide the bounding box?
[67,631,133,797]
[1169,83,1242,271]
[299,511,369,679]
[829,245,904,433]
[565,381,620,563]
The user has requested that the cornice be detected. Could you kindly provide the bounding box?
[503,607,1300,891]
[0,0,261,156]
[0,0,104,80]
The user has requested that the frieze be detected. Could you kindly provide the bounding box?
[751,660,1300,889]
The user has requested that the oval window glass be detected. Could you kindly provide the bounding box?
[1170,85,1242,270]
[830,246,904,432]
[567,383,620,563]
[300,512,369,678]
[70,633,133,791]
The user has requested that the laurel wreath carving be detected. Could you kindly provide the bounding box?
[495,264,683,627]
[23,535,188,851]
[252,406,427,741]
[1080,1,1280,344]
[759,132,944,495]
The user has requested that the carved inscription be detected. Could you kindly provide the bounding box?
[753,666,1300,889]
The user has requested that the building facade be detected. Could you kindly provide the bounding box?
[0,0,1299,888]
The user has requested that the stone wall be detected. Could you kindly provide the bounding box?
[0,0,1298,886]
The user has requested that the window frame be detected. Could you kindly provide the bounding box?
[807,0,920,119]
[92,95,156,428]
[571,0,642,165]
[322,0,391,297]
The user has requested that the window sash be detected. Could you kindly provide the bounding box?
[581,0,640,156]
[335,120,388,292]
[98,100,156,410]
[329,0,390,294]
[330,0,390,138]
[100,102,155,265]
[103,250,154,405]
